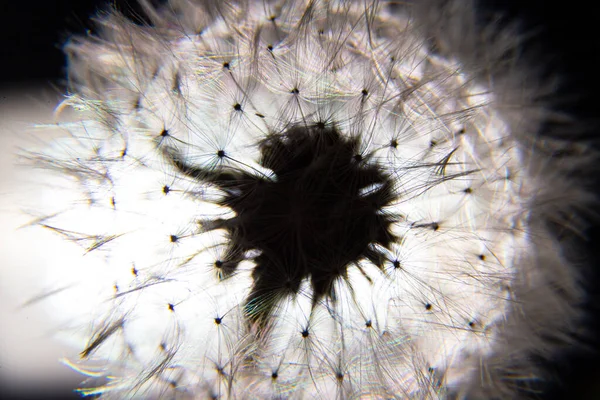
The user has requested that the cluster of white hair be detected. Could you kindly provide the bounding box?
[13,0,594,398]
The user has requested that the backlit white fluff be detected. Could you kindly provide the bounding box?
[12,0,592,398]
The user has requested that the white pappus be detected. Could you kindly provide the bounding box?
[9,0,597,399]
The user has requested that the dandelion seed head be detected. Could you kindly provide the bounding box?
[18,0,592,398]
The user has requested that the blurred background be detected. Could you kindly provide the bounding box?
[0,1,599,399]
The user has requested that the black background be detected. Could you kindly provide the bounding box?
[0,1,599,399]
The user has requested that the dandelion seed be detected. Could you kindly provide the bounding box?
[14,0,596,398]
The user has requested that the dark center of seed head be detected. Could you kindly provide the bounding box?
[169,124,399,328]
